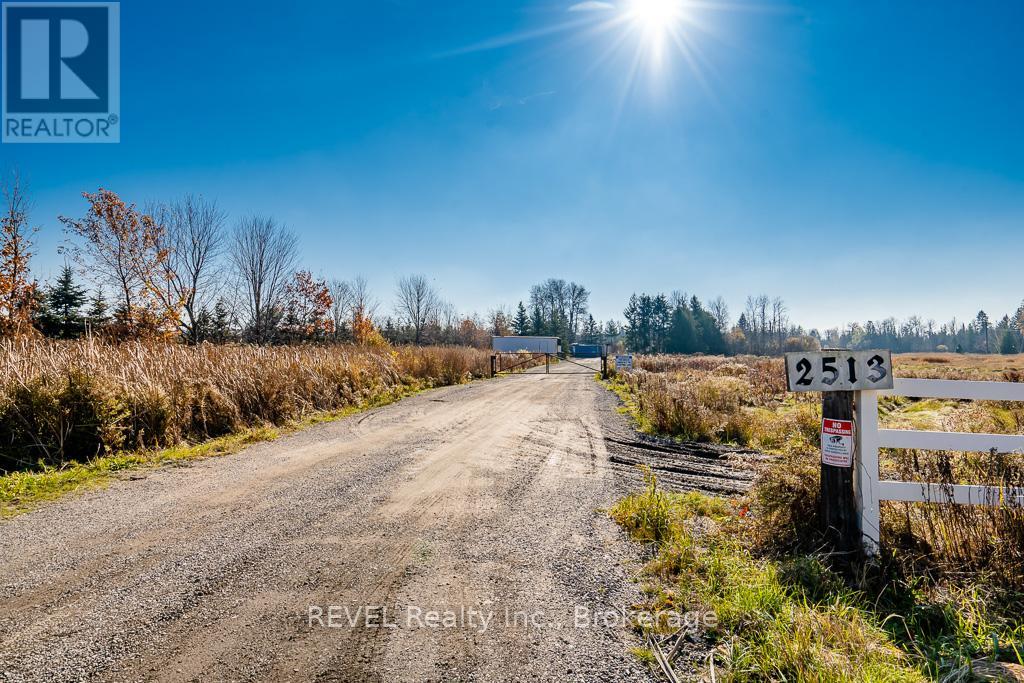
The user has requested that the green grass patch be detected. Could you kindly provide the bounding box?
[603,377,656,434]
[629,646,657,667]
[611,470,930,682]
[611,469,1024,680]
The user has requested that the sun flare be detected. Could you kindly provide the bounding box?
[626,0,687,34]
[623,0,690,67]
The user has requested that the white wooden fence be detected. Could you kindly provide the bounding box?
[856,378,1024,554]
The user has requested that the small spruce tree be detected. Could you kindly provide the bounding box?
[86,290,110,333]
[211,299,234,343]
[512,301,529,336]
[530,306,545,336]
[46,265,87,338]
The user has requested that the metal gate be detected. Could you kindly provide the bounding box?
[490,352,608,378]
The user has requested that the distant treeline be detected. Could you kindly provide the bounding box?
[2,174,1020,356]
[0,176,600,349]
[616,292,1024,356]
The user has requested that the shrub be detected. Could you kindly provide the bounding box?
[0,369,129,469]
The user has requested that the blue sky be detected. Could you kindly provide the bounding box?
[4,0,1023,330]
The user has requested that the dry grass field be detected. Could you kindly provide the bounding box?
[608,353,1024,681]
[0,339,497,472]
[895,352,1024,382]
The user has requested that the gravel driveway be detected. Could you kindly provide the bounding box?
[0,360,662,682]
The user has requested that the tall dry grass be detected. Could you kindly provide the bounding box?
[615,353,1024,592]
[882,398,1024,590]
[895,352,1024,382]
[0,339,493,471]
[618,355,817,448]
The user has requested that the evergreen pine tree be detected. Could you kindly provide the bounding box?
[651,294,672,352]
[211,299,233,343]
[1000,331,1019,355]
[976,310,990,353]
[513,301,529,335]
[691,298,727,355]
[31,286,57,336]
[666,306,697,353]
[192,307,214,343]
[47,265,87,338]
[383,316,398,343]
[530,306,545,336]
[87,290,110,331]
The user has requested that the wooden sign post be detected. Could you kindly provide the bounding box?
[784,349,894,556]
[821,390,858,553]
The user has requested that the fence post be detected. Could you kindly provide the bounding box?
[490,354,496,378]
[821,391,859,554]
[545,353,550,374]
[855,390,881,555]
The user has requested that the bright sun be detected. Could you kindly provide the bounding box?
[626,0,686,34]
[623,0,689,68]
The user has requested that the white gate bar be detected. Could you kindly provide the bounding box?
[878,429,1024,453]
[855,390,881,554]
[849,376,1024,554]
[877,480,1024,506]
[880,378,1024,402]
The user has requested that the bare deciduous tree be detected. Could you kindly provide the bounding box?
[395,274,439,344]
[708,296,730,332]
[231,216,298,343]
[567,282,590,343]
[328,278,353,340]
[161,195,227,343]
[743,294,771,355]
[528,278,590,342]
[771,297,788,353]
[428,299,459,344]
[350,275,377,322]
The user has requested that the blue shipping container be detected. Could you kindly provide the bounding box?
[571,344,603,358]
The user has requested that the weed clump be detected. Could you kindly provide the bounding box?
[611,471,926,681]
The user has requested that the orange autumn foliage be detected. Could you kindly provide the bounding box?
[0,174,38,337]
[59,189,182,338]
[284,270,334,339]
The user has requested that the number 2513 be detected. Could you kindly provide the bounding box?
[794,354,887,387]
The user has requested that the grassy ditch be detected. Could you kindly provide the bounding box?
[611,471,924,681]
[0,383,421,518]
[612,470,1024,681]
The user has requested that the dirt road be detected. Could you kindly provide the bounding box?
[0,360,682,682]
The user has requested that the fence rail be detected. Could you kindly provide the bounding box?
[856,377,1024,554]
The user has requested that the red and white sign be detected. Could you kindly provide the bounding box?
[821,418,854,467]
